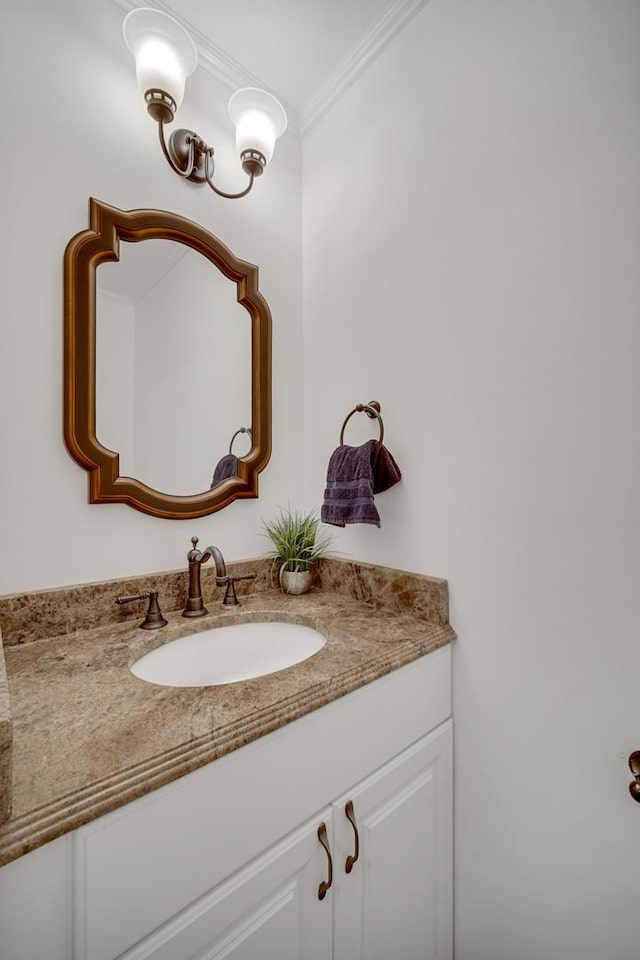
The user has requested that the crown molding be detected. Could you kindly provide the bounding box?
[300,0,430,134]
[113,0,300,135]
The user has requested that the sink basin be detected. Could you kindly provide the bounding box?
[130,621,326,687]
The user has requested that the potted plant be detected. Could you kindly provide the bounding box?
[263,507,332,595]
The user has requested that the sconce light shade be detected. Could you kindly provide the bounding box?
[228,88,288,174]
[123,7,197,119]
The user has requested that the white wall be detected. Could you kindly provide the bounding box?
[1,0,302,593]
[302,1,640,957]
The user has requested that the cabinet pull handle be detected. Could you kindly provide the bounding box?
[344,800,360,874]
[629,751,640,802]
[317,822,333,900]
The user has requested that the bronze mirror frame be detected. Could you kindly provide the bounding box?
[63,198,271,519]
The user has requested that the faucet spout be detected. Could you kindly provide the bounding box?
[199,545,227,583]
[182,537,231,618]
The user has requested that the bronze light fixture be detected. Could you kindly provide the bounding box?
[123,8,287,200]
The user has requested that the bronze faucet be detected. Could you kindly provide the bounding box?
[182,537,256,616]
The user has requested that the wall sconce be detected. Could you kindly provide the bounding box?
[123,7,288,199]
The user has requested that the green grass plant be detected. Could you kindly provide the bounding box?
[262,507,332,574]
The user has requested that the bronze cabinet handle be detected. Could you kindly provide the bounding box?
[629,752,640,802]
[317,822,333,900]
[344,800,360,874]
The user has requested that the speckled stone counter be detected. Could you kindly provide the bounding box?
[0,649,10,824]
[0,557,454,867]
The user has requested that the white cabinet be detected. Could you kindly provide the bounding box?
[0,834,72,960]
[115,723,452,960]
[0,648,452,960]
[333,724,453,960]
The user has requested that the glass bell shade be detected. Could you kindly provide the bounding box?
[123,7,197,111]
[228,88,288,167]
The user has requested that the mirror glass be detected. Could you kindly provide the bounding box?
[96,240,252,495]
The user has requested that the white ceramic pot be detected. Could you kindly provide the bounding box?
[279,569,313,595]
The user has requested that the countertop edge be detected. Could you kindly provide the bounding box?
[0,624,454,866]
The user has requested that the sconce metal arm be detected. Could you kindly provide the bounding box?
[156,119,255,199]
[205,157,255,200]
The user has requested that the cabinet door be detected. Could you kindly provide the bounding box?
[0,836,71,960]
[117,810,334,960]
[333,721,453,960]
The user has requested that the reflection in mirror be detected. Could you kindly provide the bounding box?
[210,426,252,488]
[96,240,251,496]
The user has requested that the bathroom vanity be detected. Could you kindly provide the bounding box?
[0,559,454,960]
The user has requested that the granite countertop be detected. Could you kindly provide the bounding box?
[0,558,454,867]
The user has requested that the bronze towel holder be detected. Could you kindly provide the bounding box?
[229,427,252,455]
[339,401,384,445]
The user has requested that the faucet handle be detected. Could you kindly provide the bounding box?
[221,573,257,607]
[222,578,239,607]
[115,590,168,630]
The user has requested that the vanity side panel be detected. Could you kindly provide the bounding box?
[0,835,71,960]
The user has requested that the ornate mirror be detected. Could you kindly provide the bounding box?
[64,199,271,519]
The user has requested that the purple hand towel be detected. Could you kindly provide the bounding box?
[210,453,238,488]
[321,440,402,528]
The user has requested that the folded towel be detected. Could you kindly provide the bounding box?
[321,439,401,527]
[210,453,238,488]
[371,441,402,494]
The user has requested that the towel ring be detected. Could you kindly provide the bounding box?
[229,427,252,455]
[340,401,384,445]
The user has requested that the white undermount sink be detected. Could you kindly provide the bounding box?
[130,621,326,687]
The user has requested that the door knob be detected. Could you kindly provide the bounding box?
[628,751,640,802]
